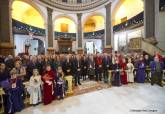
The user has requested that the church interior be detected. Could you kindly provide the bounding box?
[0,0,165,114]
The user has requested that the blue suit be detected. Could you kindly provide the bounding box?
[150,61,164,86]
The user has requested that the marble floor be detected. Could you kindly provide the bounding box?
[17,83,165,114]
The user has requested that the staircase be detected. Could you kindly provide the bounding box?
[141,39,165,56]
[128,37,165,56]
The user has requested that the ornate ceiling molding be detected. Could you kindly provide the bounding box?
[39,0,111,12]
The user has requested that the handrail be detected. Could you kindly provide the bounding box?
[55,32,76,39]
[12,19,105,40]
[141,39,165,55]
[84,29,104,39]
[113,12,144,32]
[12,19,46,36]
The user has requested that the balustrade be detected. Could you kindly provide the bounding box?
[84,30,104,39]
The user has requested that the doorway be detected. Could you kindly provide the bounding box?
[85,41,95,54]
[58,39,72,53]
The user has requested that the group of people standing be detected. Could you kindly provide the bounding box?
[0,52,164,114]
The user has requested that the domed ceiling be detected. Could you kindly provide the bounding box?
[83,15,104,32]
[12,1,45,28]
[39,0,111,12]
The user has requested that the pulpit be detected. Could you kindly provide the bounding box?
[128,37,142,51]
[103,45,112,54]
[58,39,72,53]
[0,45,15,56]
[64,75,73,95]
[77,48,84,54]
[47,47,55,55]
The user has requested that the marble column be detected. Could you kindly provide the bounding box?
[144,0,158,39]
[47,7,54,48]
[105,3,112,46]
[77,13,83,48]
[154,0,160,40]
[0,0,14,56]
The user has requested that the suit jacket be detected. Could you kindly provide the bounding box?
[81,58,88,70]
[95,57,103,69]
[71,58,77,74]
[150,61,164,73]
[64,60,72,75]
[102,56,111,70]
[88,59,95,69]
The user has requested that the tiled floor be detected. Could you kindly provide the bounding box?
[17,83,165,114]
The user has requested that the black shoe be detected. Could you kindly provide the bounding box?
[60,97,64,100]
[159,84,163,87]
[160,85,163,87]
[33,104,37,106]
[78,83,81,85]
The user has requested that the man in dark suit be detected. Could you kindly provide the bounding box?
[72,55,82,86]
[81,55,88,80]
[102,53,111,83]
[150,56,164,87]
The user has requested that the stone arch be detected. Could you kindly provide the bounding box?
[112,0,125,25]
[83,12,105,32]
[112,0,144,25]
[53,15,77,33]
[83,12,105,27]
[53,14,77,25]
[11,0,46,28]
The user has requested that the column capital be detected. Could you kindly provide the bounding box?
[77,13,82,20]
[47,7,53,13]
[105,2,111,9]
